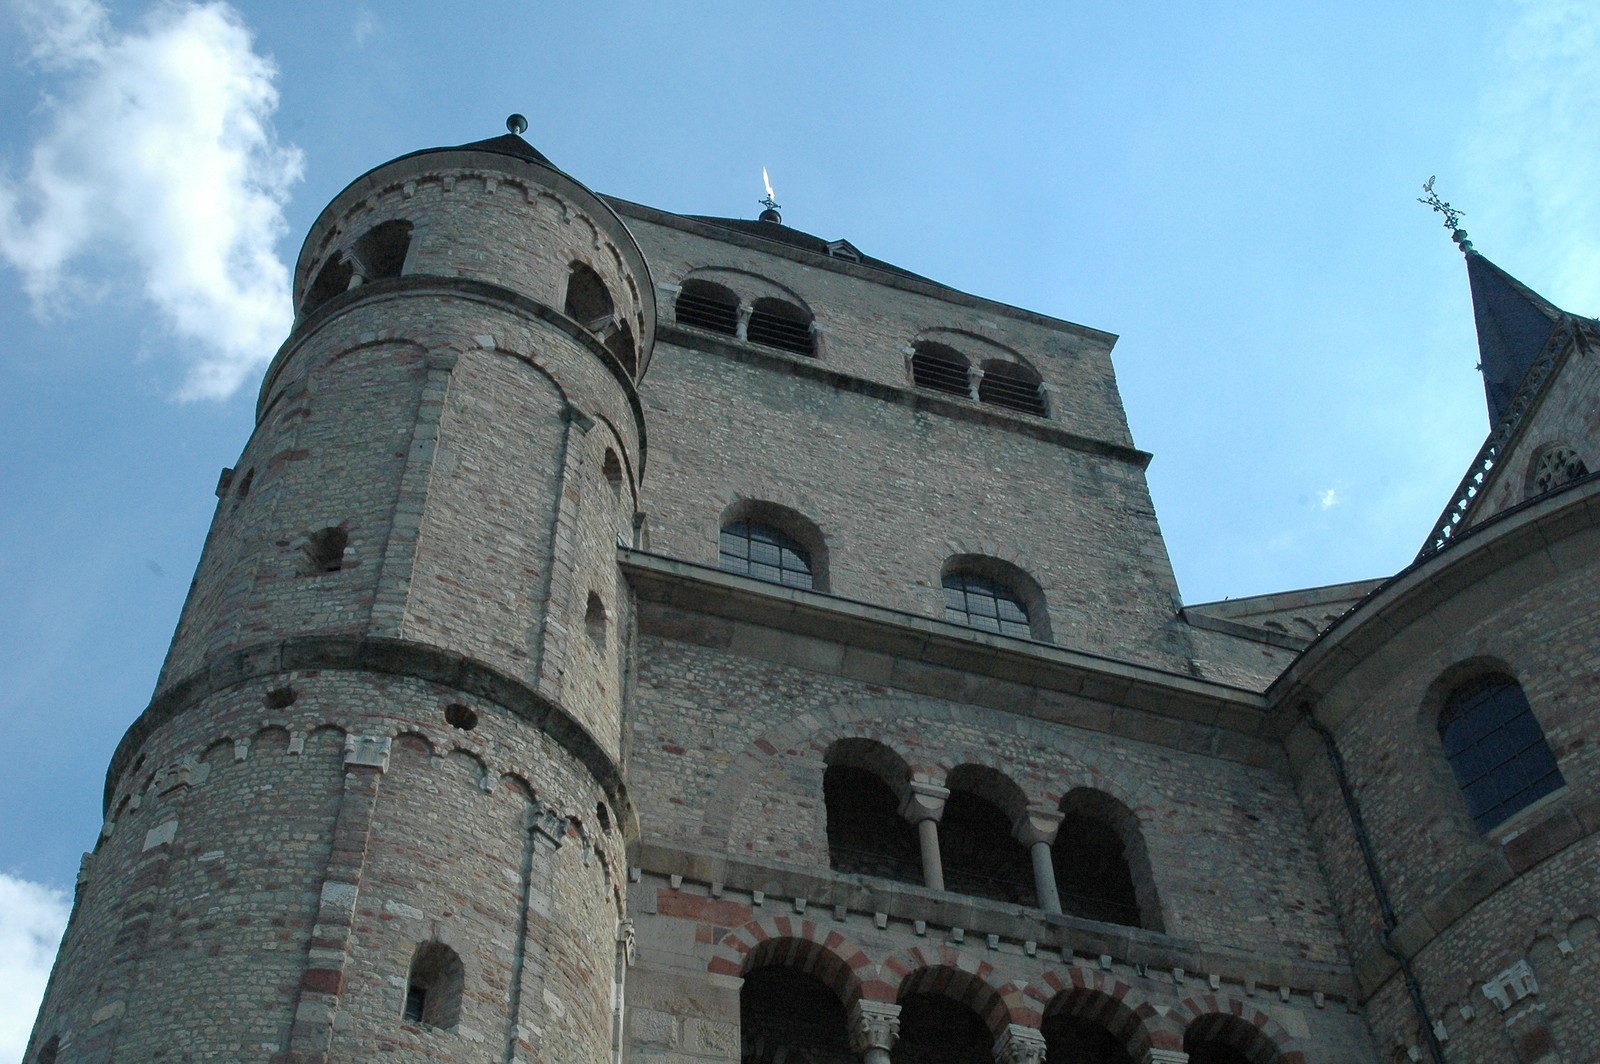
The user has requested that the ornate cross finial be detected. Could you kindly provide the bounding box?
[1419,176,1473,251]
[759,167,781,213]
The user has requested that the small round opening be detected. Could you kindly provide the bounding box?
[445,704,478,731]
[264,686,298,709]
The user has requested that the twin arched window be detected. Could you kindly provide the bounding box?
[674,280,816,357]
[1439,674,1563,831]
[303,219,414,316]
[909,340,1048,417]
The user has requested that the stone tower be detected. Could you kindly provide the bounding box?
[28,127,648,1062]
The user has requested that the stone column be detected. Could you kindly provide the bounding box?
[849,1000,901,1064]
[966,364,984,401]
[1015,807,1064,914]
[899,782,950,892]
[995,1024,1048,1064]
[735,303,753,341]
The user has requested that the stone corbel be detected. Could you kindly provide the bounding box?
[1013,806,1064,847]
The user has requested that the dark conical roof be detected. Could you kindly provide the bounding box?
[1465,250,1566,423]
[453,132,556,169]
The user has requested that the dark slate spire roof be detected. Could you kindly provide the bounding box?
[1465,250,1566,423]
[453,132,556,169]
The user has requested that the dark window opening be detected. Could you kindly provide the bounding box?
[911,341,971,396]
[978,360,1047,417]
[235,467,254,499]
[676,279,739,335]
[894,993,995,1064]
[1440,675,1564,831]
[942,572,1031,638]
[1042,1014,1135,1064]
[596,801,611,831]
[585,591,608,648]
[403,942,463,1029]
[1051,813,1142,927]
[303,527,349,574]
[602,449,624,492]
[304,253,353,315]
[1186,1042,1255,1064]
[719,521,814,589]
[565,262,615,330]
[747,297,815,356]
[605,319,637,377]
[34,1036,61,1064]
[940,789,1034,906]
[445,703,477,730]
[741,967,855,1064]
[352,220,412,281]
[825,765,922,884]
[1184,1016,1277,1064]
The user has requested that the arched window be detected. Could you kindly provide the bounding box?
[1043,1015,1135,1064]
[304,252,354,314]
[895,993,996,1063]
[1528,445,1588,497]
[605,319,637,377]
[1440,675,1564,831]
[747,297,815,356]
[352,220,412,281]
[403,941,464,1029]
[565,262,615,330]
[33,1036,60,1064]
[824,739,921,885]
[302,526,350,575]
[940,765,1034,906]
[942,571,1031,637]
[1184,1014,1281,1064]
[1052,790,1148,929]
[675,279,739,335]
[910,341,971,396]
[977,359,1046,417]
[719,521,815,589]
[741,966,855,1063]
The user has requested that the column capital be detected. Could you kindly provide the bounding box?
[848,1000,901,1055]
[899,782,950,823]
[1014,806,1064,846]
[1141,1049,1189,1064]
[994,1023,1048,1064]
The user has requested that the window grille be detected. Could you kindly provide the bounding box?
[911,342,970,396]
[942,571,1032,637]
[747,298,815,356]
[979,362,1047,416]
[1440,676,1564,831]
[1531,446,1588,496]
[719,521,814,589]
[675,282,739,335]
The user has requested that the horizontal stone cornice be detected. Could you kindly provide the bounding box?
[103,636,631,832]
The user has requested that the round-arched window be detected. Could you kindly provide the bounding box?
[942,571,1032,638]
[719,521,814,589]
[1440,675,1564,831]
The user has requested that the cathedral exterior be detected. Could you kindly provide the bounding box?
[25,126,1599,1064]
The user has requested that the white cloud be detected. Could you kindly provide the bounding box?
[1469,1,1600,310]
[0,873,70,1060]
[1317,487,1339,510]
[353,9,377,47]
[0,0,303,399]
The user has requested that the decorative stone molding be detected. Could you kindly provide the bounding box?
[617,919,637,967]
[994,1023,1048,1064]
[343,734,392,771]
[528,802,567,847]
[1013,806,1064,846]
[1482,959,1538,1011]
[848,1000,902,1055]
[899,781,950,823]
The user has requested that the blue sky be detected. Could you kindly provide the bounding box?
[1,0,1597,1048]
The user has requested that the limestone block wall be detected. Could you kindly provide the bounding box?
[1282,485,1600,1061]
[633,336,1187,672]
[627,614,1349,969]
[28,664,628,1064]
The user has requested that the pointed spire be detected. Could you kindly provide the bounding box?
[1464,251,1566,424]
[1420,178,1577,424]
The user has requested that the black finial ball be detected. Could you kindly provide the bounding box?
[506,113,529,136]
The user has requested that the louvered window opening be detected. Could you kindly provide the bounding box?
[980,370,1047,417]
[942,572,1031,637]
[912,349,970,396]
[747,308,815,356]
[675,291,739,335]
[719,522,814,589]
[1441,677,1564,831]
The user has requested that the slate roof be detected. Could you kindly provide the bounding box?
[1465,250,1568,424]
